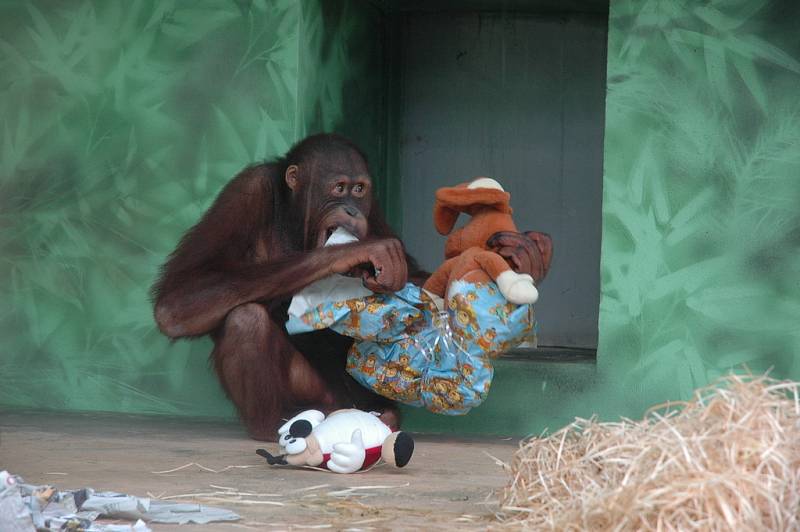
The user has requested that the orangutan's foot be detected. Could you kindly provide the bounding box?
[378,407,401,431]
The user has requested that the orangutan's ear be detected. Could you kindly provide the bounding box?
[285,165,299,191]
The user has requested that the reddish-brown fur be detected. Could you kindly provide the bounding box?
[152,135,551,440]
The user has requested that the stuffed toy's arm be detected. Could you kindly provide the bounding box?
[472,250,512,279]
[328,429,367,474]
[422,257,459,297]
[473,250,538,305]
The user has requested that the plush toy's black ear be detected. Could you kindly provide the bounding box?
[289,419,313,438]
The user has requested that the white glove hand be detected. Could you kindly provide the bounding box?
[328,429,366,474]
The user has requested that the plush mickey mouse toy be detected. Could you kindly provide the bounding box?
[256,409,414,474]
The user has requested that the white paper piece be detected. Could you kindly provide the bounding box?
[287,227,373,318]
[11,475,239,530]
[81,493,150,521]
[82,492,240,525]
[0,472,35,532]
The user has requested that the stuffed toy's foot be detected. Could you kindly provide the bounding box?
[381,431,414,468]
[496,270,539,305]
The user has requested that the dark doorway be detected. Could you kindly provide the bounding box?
[381,2,608,349]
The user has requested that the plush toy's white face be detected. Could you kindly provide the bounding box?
[282,431,309,455]
[278,410,325,458]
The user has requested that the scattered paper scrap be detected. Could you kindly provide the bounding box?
[0,471,240,531]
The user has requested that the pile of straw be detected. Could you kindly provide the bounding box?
[499,374,800,530]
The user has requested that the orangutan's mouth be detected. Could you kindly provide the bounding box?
[316,224,357,248]
[316,224,340,248]
[325,225,339,241]
[315,211,367,248]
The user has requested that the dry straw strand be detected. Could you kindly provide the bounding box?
[497,374,800,531]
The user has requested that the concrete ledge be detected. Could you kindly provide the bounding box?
[403,351,597,437]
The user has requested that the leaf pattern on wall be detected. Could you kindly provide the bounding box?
[1,0,798,428]
[0,0,304,416]
[599,0,800,414]
[0,0,389,417]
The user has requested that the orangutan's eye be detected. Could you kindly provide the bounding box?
[353,184,364,194]
[334,183,346,194]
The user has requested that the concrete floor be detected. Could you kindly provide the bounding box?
[0,410,520,531]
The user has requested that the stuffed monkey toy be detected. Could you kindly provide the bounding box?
[423,178,539,305]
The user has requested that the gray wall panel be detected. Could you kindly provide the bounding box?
[397,12,607,347]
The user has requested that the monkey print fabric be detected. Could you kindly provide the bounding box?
[286,281,537,414]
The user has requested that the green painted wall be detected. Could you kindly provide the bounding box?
[2,0,799,437]
[597,0,800,413]
[0,0,385,417]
